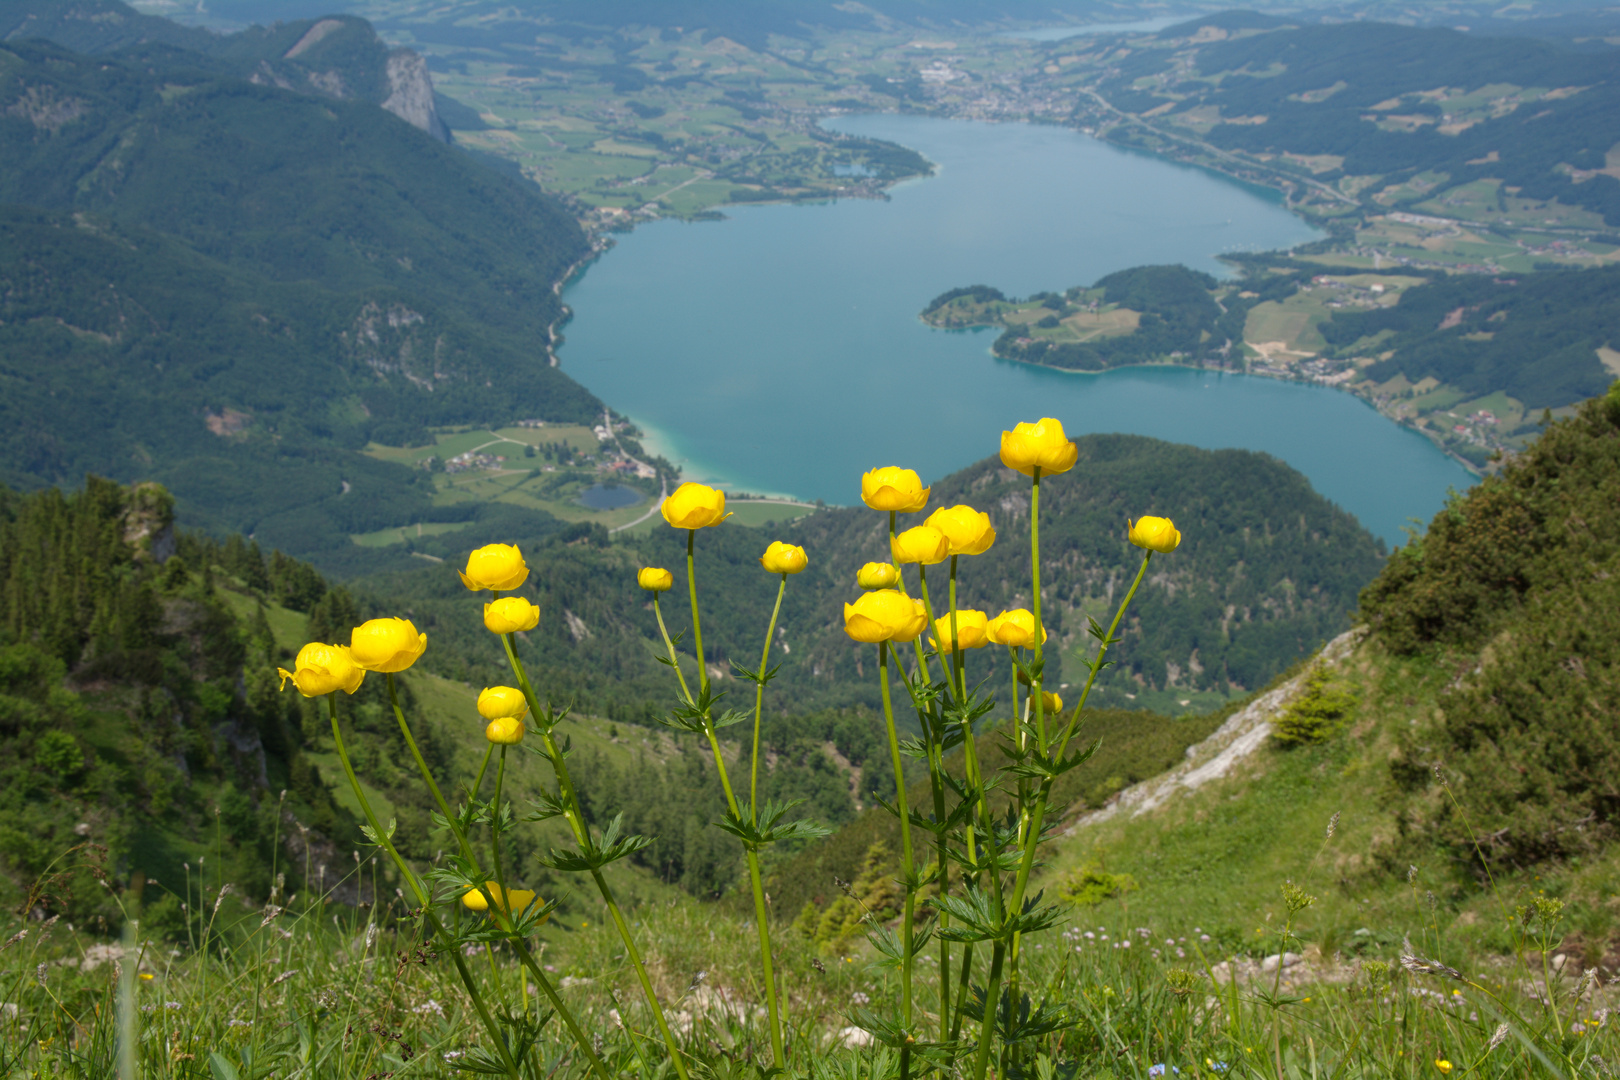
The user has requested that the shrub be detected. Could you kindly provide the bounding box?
[1271,668,1356,746]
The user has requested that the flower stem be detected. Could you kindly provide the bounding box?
[879,641,915,1080]
[385,673,470,862]
[652,595,695,705]
[751,575,787,817]
[501,633,692,1080]
[326,697,527,1080]
[687,529,707,695]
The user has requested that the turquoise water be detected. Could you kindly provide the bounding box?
[559,115,1474,546]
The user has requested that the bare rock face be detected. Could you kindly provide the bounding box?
[382,49,449,143]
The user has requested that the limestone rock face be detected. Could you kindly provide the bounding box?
[383,49,449,143]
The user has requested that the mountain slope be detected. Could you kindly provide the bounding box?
[357,435,1387,721]
[0,34,594,563]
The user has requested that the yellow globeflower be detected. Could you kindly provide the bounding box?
[637,567,674,592]
[477,686,529,720]
[860,467,930,513]
[925,505,996,556]
[856,562,900,590]
[1128,515,1181,553]
[458,543,529,592]
[1433,1062,1453,1075]
[891,525,949,566]
[843,590,928,644]
[349,618,427,673]
[485,717,526,745]
[277,642,365,698]
[930,610,989,653]
[462,882,544,919]
[759,541,809,574]
[661,482,731,529]
[1040,691,1063,715]
[484,596,540,634]
[1000,418,1079,478]
[985,609,1047,649]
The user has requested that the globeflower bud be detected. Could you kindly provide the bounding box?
[925,505,996,557]
[985,609,1047,649]
[1040,691,1063,715]
[458,543,529,592]
[484,597,540,634]
[891,525,949,566]
[277,642,365,698]
[1000,418,1079,478]
[638,567,674,592]
[661,482,731,529]
[485,717,526,745]
[462,882,544,919]
[477,686,529,721]
[759,541,808,575]
[930,610,989,653]
[1128,515,1181,553]
[856,562,900,590]
[349,617,427,673]
[861,467,930,513]
[843,590,928,644]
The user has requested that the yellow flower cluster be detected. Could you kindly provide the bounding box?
[278,619,427,698]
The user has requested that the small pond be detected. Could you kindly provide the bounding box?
[577,484,644,510]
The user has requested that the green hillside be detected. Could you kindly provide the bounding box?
[0,34,595,565]
[350,435,1384,724]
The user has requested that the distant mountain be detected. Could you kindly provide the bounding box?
[0,31,594,564]
[2,0,448,140]
[1104,17,1620,225]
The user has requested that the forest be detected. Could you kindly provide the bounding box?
[0,34,595,563]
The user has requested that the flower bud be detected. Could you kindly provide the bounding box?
[1000,418,1078,478]
[1128,516,1181,553]
[349,618,427,674]
[1039,691,1063,715]
[860,467,930,513]
[661,483,731,529]
[930,610,989,653]
[759,541,808,575]
[856,562,900,590]
[458,543,529,592]
[925,505,996,557]
[843,590,928,644]
[485,717,525,745]
[477,686,528,721]
[484,596,540,634]
[891,525,949,566]
[638,567,674,592]
[986,609,1047,649]
[277,643,365,698]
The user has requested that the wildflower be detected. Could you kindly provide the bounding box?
[277,642,365,697]
[1147,1065,1179,1078]
[349,618,427,673]
[759,541,809,575]
[1128,516,1181,554]
[485,716,525,745]
[1281,881,1317,914]
[1000,417,1079,477]
[985,608,1046,649]
[661,482,730,529]
[929,610,989,653]
[477,686,529,721]
[850,991,870,1005]
[484,596,541,634]
[843,590,928,644]
[1041,691,1063,714]
[856,562,900,590]
[860,467,929,512]
[458,543,529,592]
[891,525,949,566]
[637,567,675,592]
[924,505,996,556]
[1434,1060,1453,1074]
[462,883,544,920]
[139,972,154,981]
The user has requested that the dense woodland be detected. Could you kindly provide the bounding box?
[0,33,595,564]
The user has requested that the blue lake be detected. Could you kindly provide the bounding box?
[578,483,644,510]
[560,115,1475,546]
